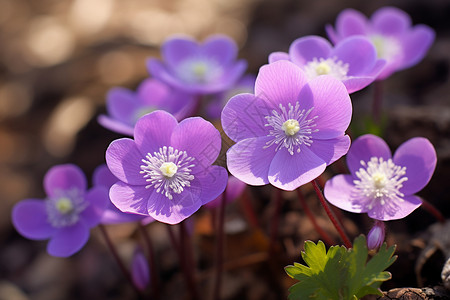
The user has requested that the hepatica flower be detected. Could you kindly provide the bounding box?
[221,60,352,191]
[12,164,109,257]
[93,164,153,225]
[98,78,195,136]
[147,35,247,95]
[269,35,386,93]
[324,134,437,220]
[105,110,228,224]
[326,6,435,79]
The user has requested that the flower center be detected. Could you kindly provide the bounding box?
[160,162,178,178]
[352,157,408,210]
[369,35,401,61]
[140,146,195,200]
[178,59,221,84]
[45,189,88,228]
[264,102,318,155]
[303,57,349,81]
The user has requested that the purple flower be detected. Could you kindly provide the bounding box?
[131,247,150,292]
[98,78,195,136]
[269,35,386,93]
[324,134,437,221]
[93,164,154,225]
[147,35,247,95]
[206,74,256,120]
[221,60,352,191]
[367,220,385,250]
[105,110,228,224]
[12,164,109,257]
[204,175,246,209]
[326,7,435,80]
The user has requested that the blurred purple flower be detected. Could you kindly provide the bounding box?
[93,164,154,225]
[147,35,247,95]
[326,6,435,80]
[367,220,385,250]
[324,134,437,221]
[269,35,386,93]
[98,78,195,136]
[105,110,228,224]
[206,74,256,120]
[12,164,109,257]
[131,247,150,292]
[221,60,352,191]
[204,175,246,209]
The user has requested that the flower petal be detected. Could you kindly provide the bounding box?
[289,36,332,66]
[221,93,271,141]
[134,110,178,155]
[368,194,422,221]
[161,36,198,72]
[398,25,435,70]
[309,135,351,165]
[47,222,90,257]
[93,164,118,188]
[298,76,352,139]
[268,146,326,191]
[336,8,368,38]
[97,115,134,136]
[12,199,55,240]
[332,36,377,75]
[195,165,228,205]
[268,51,290,63]
[227,136,277,186]
[170,117,221,173]
[44,164,87,198]
[147,180,202,224]
[346,134,392,176]
[254,60,308,109]
[393,137,437,195]
[324,174,365,213]
[106,138,147,185]
[201,35,238,67]
[80,186,110,228]
[371,6,411,36]
[106,87,139,124]
[109,182,150,216]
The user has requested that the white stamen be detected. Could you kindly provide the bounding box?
[370,35,401,61]
[352,157,408,213]
[140,146,195,200]
[46,189,88,228]
[264,102,318,155]
[177,59,221,84]
[303,57,349,81]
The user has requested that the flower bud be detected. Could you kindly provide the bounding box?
[131,247,150,292]
[367,220,385,250]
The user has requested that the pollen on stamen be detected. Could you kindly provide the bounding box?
[140,146,195,200]
[303,57,349,81]
[264,102,318,155]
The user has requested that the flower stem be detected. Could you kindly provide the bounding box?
[98,225,143,297]
[212,188,227,300]
[179,222,200,300]
[239,188,260,229]
[269,188,283,255]
[372,80,384,125]
[421,198,446,224]
[296,188,335,246]
[311,180,352,248]
[138,223,160,299]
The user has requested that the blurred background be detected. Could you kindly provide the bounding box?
[1,0,449,299]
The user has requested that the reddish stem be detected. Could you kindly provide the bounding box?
[269,188,283,255]
[296,188,335,246]
[372,80,384,125]
[179,222,200,300]
[212,189,227,300]
[311,180,352,248]
[138,223,160,299]
[421,198,446,224]
[239,188,260,229]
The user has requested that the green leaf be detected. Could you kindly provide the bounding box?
[285,235,397,300]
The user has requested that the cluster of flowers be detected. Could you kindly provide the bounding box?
[12,5,437,271]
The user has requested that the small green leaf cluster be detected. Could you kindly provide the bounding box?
[285,235,397,300]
